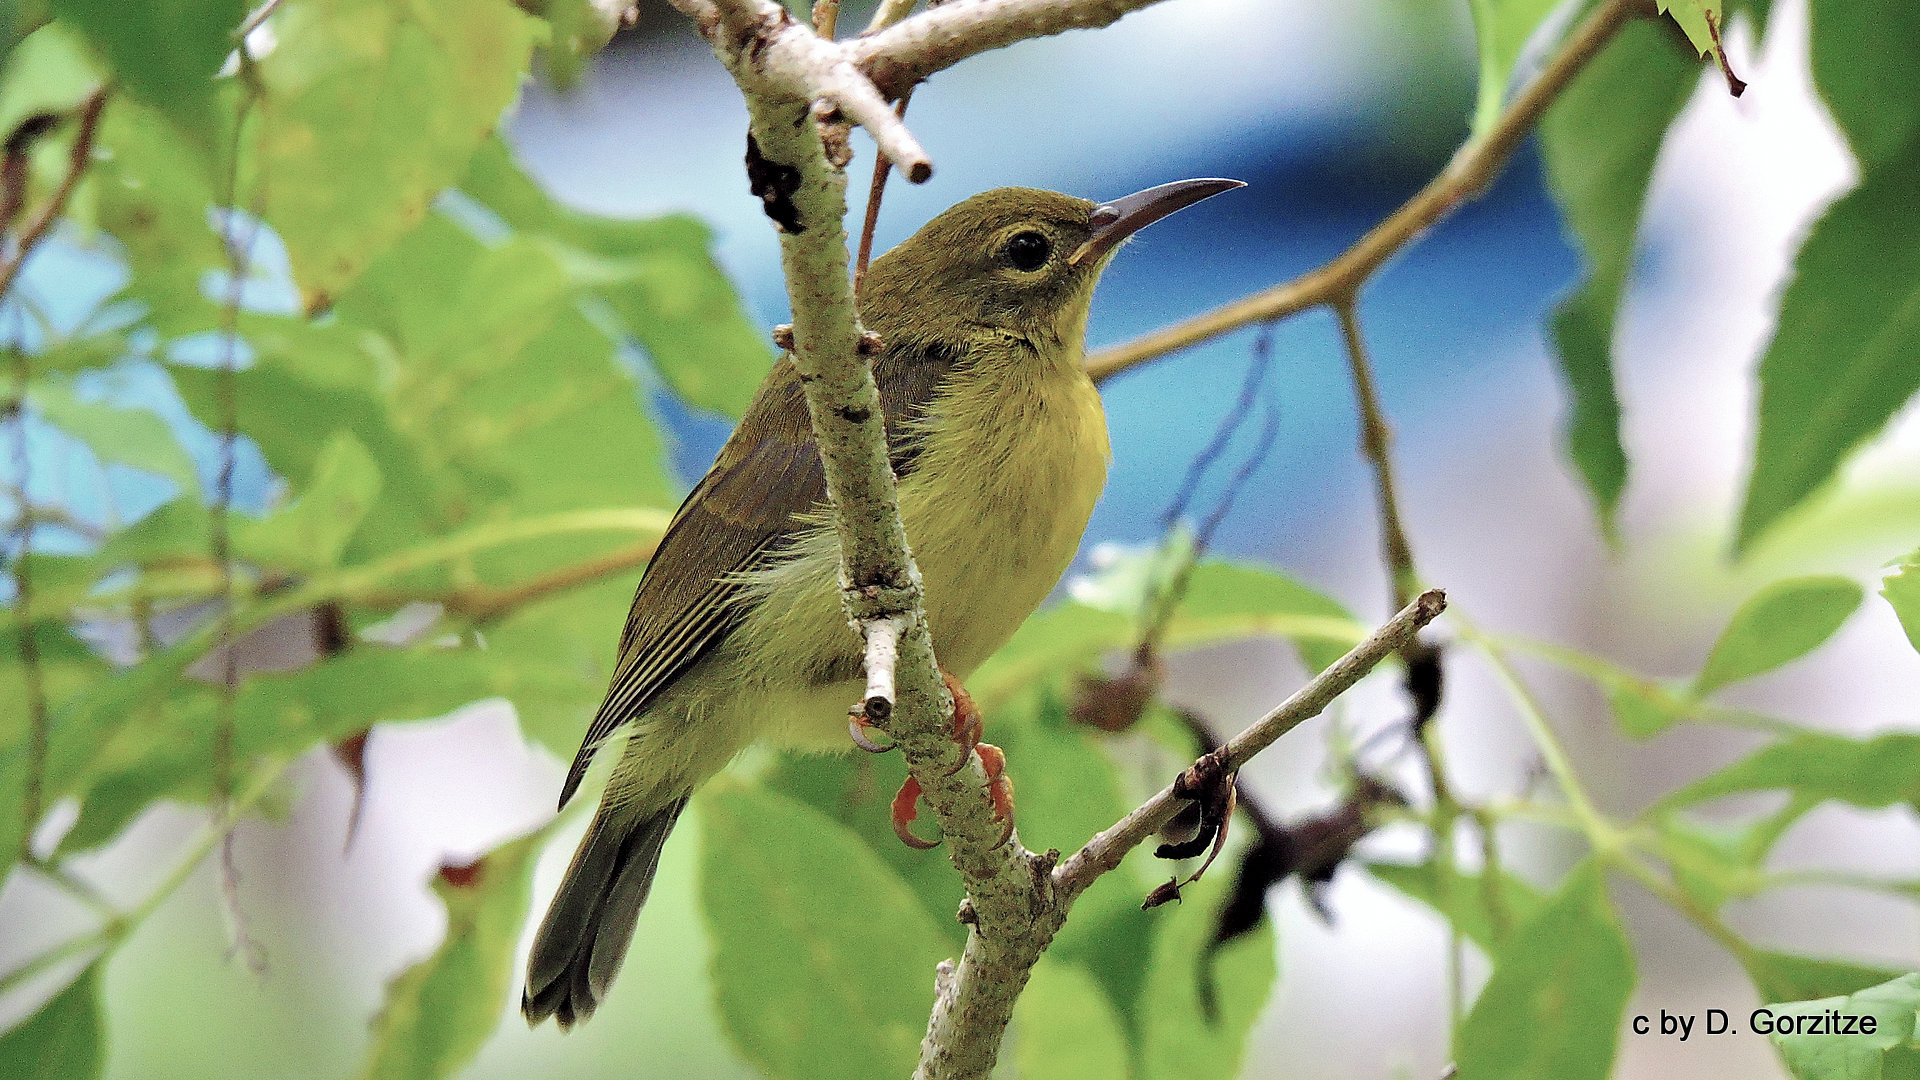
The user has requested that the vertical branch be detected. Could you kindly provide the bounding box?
[7,336,46,860]
[209,49,268,972]
[1,88,109,859]
[1332,299,1417,607]
[853,92,910,292]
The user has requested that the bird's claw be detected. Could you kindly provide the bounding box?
[891,776,940,849]
[886,671,1016,849]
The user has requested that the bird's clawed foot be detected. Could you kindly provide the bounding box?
[886,671,1016,850]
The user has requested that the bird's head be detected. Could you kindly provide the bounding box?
[860,179,1243,352]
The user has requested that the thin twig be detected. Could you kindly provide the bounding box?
[0,88,109,302]
[1333,300,1417,606]
[1055,590,1447,898]
[1084,0,1643,383]
[4,89,108,859]
[853,93,912,293]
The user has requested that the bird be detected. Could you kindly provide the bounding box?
[522,178,1244,1029]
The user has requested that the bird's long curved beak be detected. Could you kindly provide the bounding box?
[1070,178,1246,267]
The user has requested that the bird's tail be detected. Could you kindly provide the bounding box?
[522,794,689,1029]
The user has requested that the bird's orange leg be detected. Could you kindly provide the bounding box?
[887,670,1016,849]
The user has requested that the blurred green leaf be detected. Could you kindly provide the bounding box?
[236,429,382,572]
[1606,675,1692,739]
[1809,0,1920,170]
[1466,0,1560,137]
[1014,957,1132,1080]
[0,622,116,863]
[1660,731,1920,814]
[460,139,772,418]
[1746,952,1910,1006]
[360,825,550,1080]
[1737,135,1920,550]
[525,0,616,91]
[1454,861,1634,1080]
[1653,813,1770,911]
[1885,550,1920,654]
[48,0,241,138]
[254,0,538,309]
[0,22,96,136]
[93,92,226,334]
[1046,871,1160,1047]
[57,644,501,854]
[1765,973,1920,1080]
[1173,560,1356,672]
[1658,1,1722,58]
[28,377,198,493]
[1538,19,1698,536]
[1137,870,1277,1080]
[0,964,102,1080]
[1366,860,1546,954]
[699,779,950,1080]
[1693,576,1862,696]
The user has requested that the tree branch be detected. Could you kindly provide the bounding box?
[1083,0,1642,383]
[848,0,1172,99]
[0,87,109,304]
[1054,590,1446,898]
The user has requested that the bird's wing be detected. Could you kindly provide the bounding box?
[556,339,964,808]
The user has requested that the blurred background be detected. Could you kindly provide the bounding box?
[4,0,1918,1077]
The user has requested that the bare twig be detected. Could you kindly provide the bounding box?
[853,92,912,292]
[1055,590,1447,897]
[848,0,1172,99]
[1084,0,1643,383]
[1333,300,1418,607]
[0,88,109,304]
[3,87,108,859]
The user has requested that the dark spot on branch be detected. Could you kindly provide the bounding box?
[837,404,871,424]
[745,133,804,233]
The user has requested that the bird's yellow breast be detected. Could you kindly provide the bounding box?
[725,346,1108,748]
[899,355,1110,676]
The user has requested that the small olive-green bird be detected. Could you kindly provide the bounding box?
[522,178,1242,1028]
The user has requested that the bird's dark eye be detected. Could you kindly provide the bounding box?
[1003,231,1051,271]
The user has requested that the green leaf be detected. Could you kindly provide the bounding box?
[28,378,198,493]
[0,23,99,138]
[699,779,951,1080]
[1467,0,1561,137]
[459,139,772,418]
[1693,576,1862,696]
[1660,731,1920,814]
[1454,861,1635,1080]
[1538,19,1699,535]
[1658,1,1722,58]
[254,0,539,309]
[1137,870,1278,1080]
[1653,812,1772,911]
[1884,550,1920,654]
[0,965,103,1080]
[235,429,382,572]
[1745,952,1910,1006]
[94,93,227,334]
[1765,973,1920,1080]
[1605,674,1692,739]
[1736,132,1920,549]
[1809,0,1920,170]
[57,644,502,855]
[1014,958,1133,1080]
[526,0,616,91]
[359,826,550,1080]
[0,623,117,863]
[48,0,242,137]
[1172,560,1356,672]
[1366,860,1546,954]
